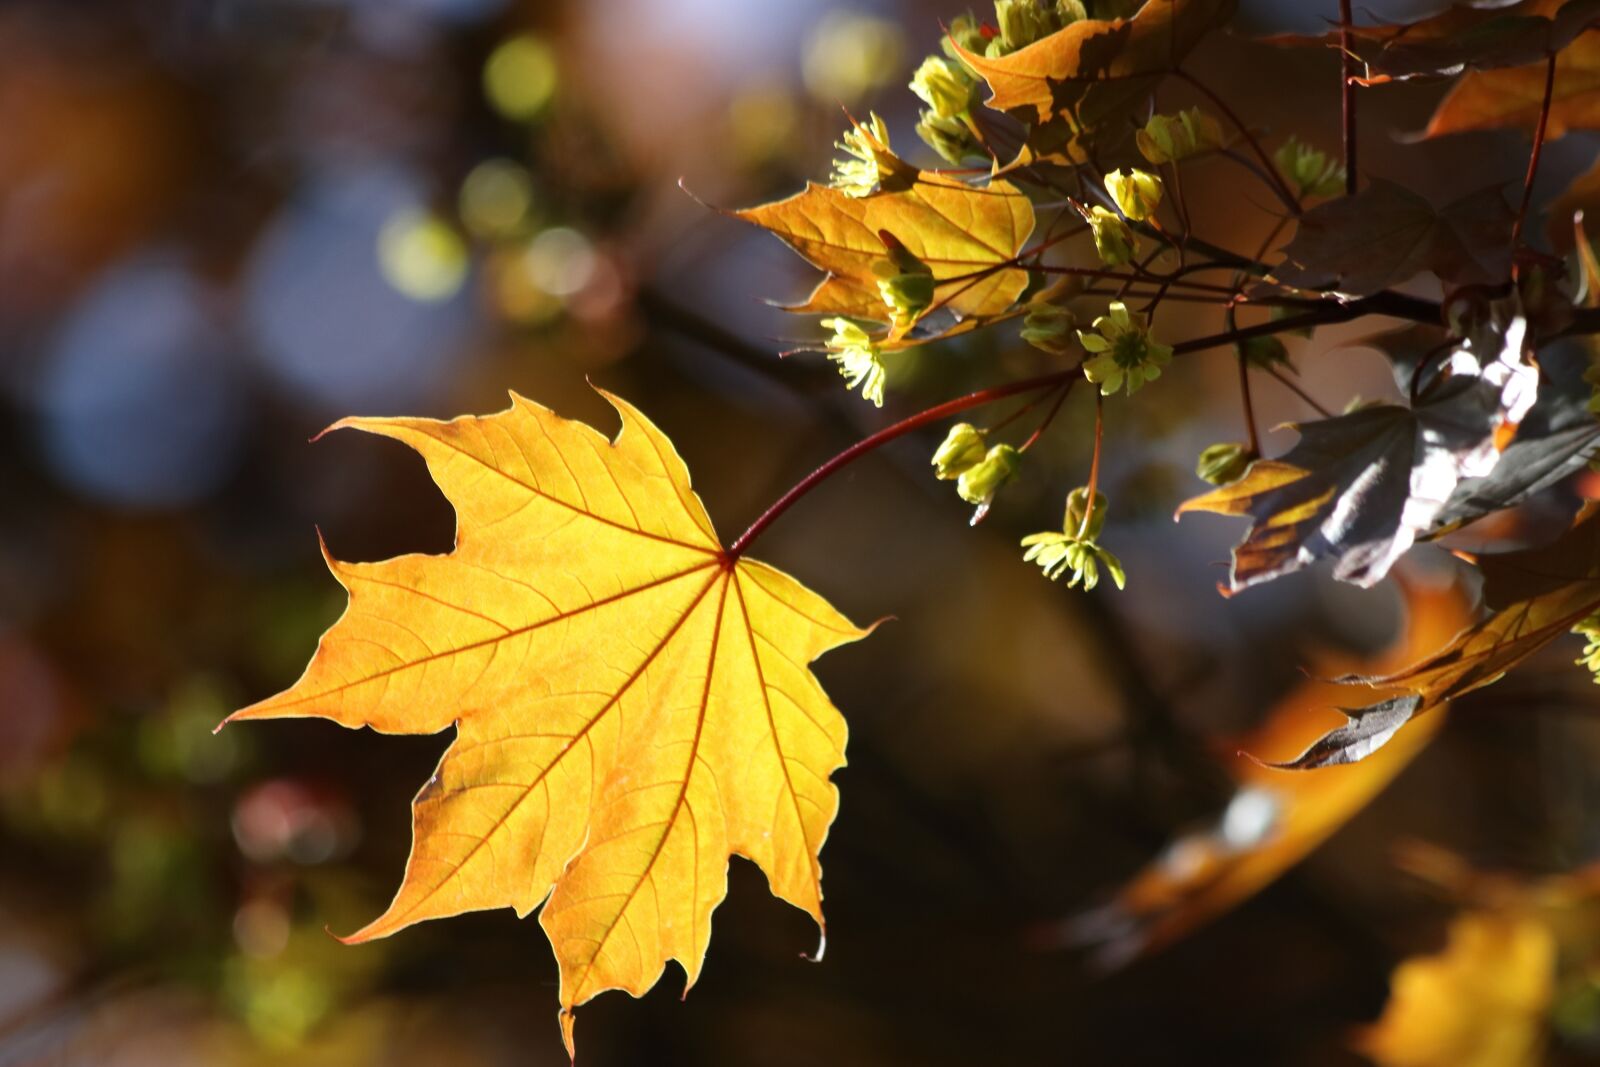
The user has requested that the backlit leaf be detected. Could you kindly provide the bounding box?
[221,391,871,1056]
[953,0,1236,165]
[735,165,1035,330]
[1176,312,1537,592]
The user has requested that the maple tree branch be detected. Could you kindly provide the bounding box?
[727,371,1074,558]
[728,291,1450,557]
[1510,50,1558,271]
[1339,0,1357,195]
[1019,381,1075,453]
[1263,363,1334,417]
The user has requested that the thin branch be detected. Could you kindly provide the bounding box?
[1078,393,1105,538]
[1339,0,1357,195]
[1264,363,1334,417]
[1020,381,1076,453]
[1510,50,1558,274]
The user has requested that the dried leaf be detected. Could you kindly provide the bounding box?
[1274,517,1600,767]
[1262,0,1600,83]
[1275,179,1514,297]
[953,0,1236,165]
[222,391,871,1056]
[1425,29,1600,138]
[1177,313,1537,592]
[736,167,1034,329]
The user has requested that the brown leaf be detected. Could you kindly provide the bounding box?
[1425,29,1600,138]
[1262,0,1600,83]
[1274,179,1514,296]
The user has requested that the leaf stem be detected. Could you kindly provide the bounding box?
[726,371,1073,558]
[1339,0,1357,195]
[1078,393,1104,539]
[727,293,1440,558]
[1510,51,1558,274]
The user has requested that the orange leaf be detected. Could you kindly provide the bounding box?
[222,391,872,1057]
[1425,30,1600,139]
[953,0,1235,164]
[736,168,1035,328]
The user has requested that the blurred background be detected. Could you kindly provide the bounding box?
[2,0,1599,1063]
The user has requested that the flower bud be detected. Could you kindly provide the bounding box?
[957,443,1021,509]
[1275,137,1345,199]
[1021,301,1076,355]
[1055,0,1088,23]
[1136,107,1224,165]
[1087,206,1137,267]
[1064,486,1108,539]
[931,423,988,480]
[1196,442,1253,486]
[943,14,987,61]
[1105,168,1163,222]
[873,239,934,329]
[995,0,1054,53]
[910,56,974,120]
[916,110,981,164]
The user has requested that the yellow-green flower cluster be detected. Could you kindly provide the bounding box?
[1021,488,1124,590]
[1196,442,1253,486]
[989,0,1088,55]
[1136,107,1224,165]
[1275,137,1345,199]
[830,113,899,197]
[910,19,984,163]
[1086,206,1137,267]
[931,422,989,480]
[873,241,934,330]
[1575,612,1600,681]
[957,443,1021,521]
[821,318,888,406]
[1021,301,1076,355]
[1078,301,1173,396]
[1105,168,1163,222]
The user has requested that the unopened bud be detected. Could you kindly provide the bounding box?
[957,443,1021,510]
[932,423,989,480]
[1196,442,1252,486]
[1087,206,1137,267]
[910,55,974,120]
[1105,168,1164,222]
[1021,302,1076,355]
[1064,486,1108,540]
[1136,107,1224,165]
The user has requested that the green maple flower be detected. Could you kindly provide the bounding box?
[909,55,974,120]
[1196,442,1253,485]
[1104,168,1163,222]
[1078,301,1173,396]
[1021,487,1123,590]
[916,110,980,164]
[1136,107,1224,165]
[1275,136,1345,199]
[1020,301,1076,355]
[872,242,934,330]
[1086,206,1137,267]
[830,113,898,198]
[820,318,888,406]
[1575,612,1600,680]
[956,443,1021,520]
[931,422,989,480]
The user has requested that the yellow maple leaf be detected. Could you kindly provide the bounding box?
[735,166,1035,328]
[221,390,871,1057]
